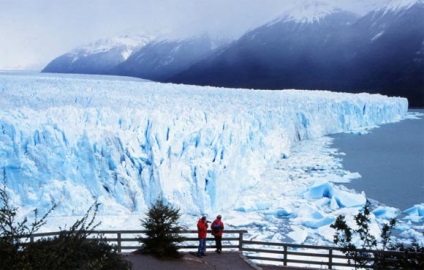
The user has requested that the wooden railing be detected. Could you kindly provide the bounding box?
[27,230,421,269]
[28,229,248,253]
[242,240,350,269]
[241,240,423,269]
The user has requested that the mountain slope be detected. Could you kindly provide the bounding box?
[42,35,151,75]
[169,10,359,89]
[346,1,424,104]
[112,35,226,81]
[169,2,424,106]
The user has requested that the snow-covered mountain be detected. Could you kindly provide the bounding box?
[171,0,424,107]
[112,34,228,81]
[43,34,227,82]
[171,9,359,88]
[383,0,421,10]
[42,35,152,75]
[42,0,424,107]
[2,72,423,246]
[268,0,352,23]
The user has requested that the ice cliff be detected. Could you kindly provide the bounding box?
[0,72,408,218]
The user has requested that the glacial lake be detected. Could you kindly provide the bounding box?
[331,109,424,211]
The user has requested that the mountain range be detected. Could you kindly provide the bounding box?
[42,0,424,107]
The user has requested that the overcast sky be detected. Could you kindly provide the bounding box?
[0,0,387,70]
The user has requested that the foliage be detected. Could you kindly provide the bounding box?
[0,171,56,248]
[20,202,131,270]
[331,215,358,265]
[0,172,56,269]
[378,243,424,269]
[331,201,423,269]
[0,173,132,270]
[138,199,185,259]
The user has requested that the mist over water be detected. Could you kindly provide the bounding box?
[331,110,424,211]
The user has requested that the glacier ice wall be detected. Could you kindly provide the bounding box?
[0,73,408,215]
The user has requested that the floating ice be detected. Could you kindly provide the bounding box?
[372,206,400,219]
[404,204,424,216]
[304,181,334,200]
[403,204,424,222]
[287,226,309,243]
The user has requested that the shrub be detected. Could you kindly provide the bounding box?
[21,203,132,270]
[0,174,56,270]
[331,201,423,268]
[0,174,132,270]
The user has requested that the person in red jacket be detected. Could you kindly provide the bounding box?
[211,215,224,254]
[197,216,208,257]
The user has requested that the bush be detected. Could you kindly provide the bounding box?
[0,174,131,270]
[331,201,423,268]
[138,199,185,259]
[23,233,131,270]
[20,203,131,270]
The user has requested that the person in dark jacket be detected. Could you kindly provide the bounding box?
[211,215,224,254]
[197,216,208,257]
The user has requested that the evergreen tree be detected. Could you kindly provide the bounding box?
[138,199,185,259]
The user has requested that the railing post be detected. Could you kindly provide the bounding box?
[329,248,333,269]
[238,231,244,251]
[117,232,122,253]
[283,245,288,266]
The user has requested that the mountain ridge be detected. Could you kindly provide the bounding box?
[43,35,152,75]
[42,1,424,107]
[168,2,424,107]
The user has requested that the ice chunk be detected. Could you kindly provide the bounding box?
[287,226,309,243]
[372,206,400,219]
[403,204,424,222]
[302,216,335,229]
[404,204,424,216]
[304,181,334,200]
[333,190,366,208]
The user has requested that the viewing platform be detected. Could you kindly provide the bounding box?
[123,251,314,270]
[28,229,420,269]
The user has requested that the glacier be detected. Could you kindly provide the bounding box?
[1,72,422,246]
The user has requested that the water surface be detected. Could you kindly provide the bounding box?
[331,110,424,211]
